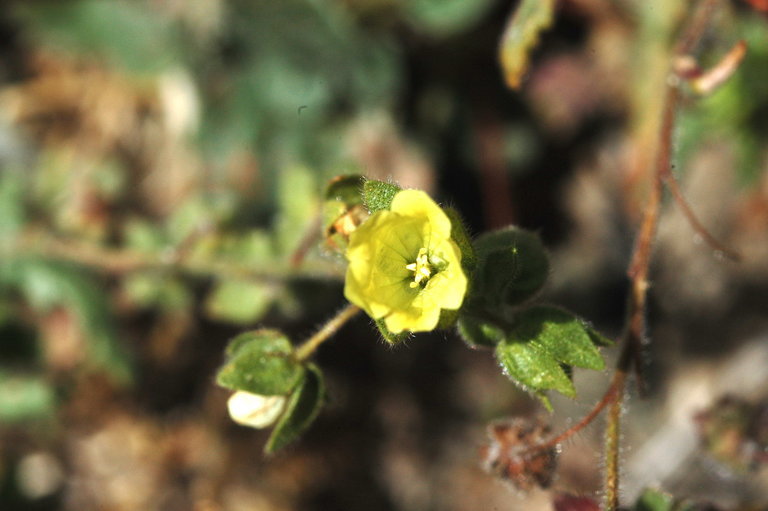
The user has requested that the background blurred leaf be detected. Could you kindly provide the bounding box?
[404,0,495,37]
[0,259,132,383]
[275,165,318,255]
[499,0,555,90]
[0,171,25,240]
[205,280,275,325]
[13,0,183,75]
[0,371,55,423]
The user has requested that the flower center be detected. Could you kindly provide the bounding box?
[406,247,435,289]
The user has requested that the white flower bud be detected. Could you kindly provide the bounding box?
[227,391,286,429]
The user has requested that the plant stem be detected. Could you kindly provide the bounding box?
[294,304,360,362]
[602,2,724,508]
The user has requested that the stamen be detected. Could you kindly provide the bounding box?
[406,247,434,288]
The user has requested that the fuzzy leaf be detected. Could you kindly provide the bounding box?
[362,180,401,214]
[470,227,549,309]
[265,363,325,453]
[494,306,608,405]
[499,0,555,89]
[457,316,504,348]
[496,338,575,401]
[509,307,605,371]
[217,330,305,396]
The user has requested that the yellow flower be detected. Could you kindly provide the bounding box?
[344,189,468,333]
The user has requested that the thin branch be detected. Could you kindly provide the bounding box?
[294,304,360,362]
[11,228,344,283]
[603,2,726,507]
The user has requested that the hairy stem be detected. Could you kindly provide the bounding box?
[603,2,724,508]
[294,304,360,362]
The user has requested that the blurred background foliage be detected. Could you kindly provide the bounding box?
[0,0,767,510]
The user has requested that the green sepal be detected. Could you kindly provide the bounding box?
[436,307,460,330]
[374,318,410,345]
[443,207,477,276]
[456,315,504,348]
[217,330,305,396]
[494,306,608,406]
[362,180,401,213]
[265,363,325,454]
[469,227,549,310]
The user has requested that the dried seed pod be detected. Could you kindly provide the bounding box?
[480,417,558,491]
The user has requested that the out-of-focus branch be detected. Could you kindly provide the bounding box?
[9,228,344,283]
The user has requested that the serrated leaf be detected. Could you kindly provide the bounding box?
[362,180,401,214]
[496,339,575,400]
[494,306,608,405]
[217,330,304,396]
[206,280,275,324]
[265,363,325,454]
[499,0,555,89]
[509,307,605,371]
[456,316,504,348]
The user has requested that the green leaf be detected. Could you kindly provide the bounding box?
[494,306,608,405]
[206,280,275,324]
[509,306,605,370]
[496,338,575,402]
[634,489,675,511]
[456,316,504,348]
[499,0,555,89]
[469,226,549,309]
[362,180,401,214]
[217,330,305,396]
[0,371,55,423]
[265,363,325,454]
